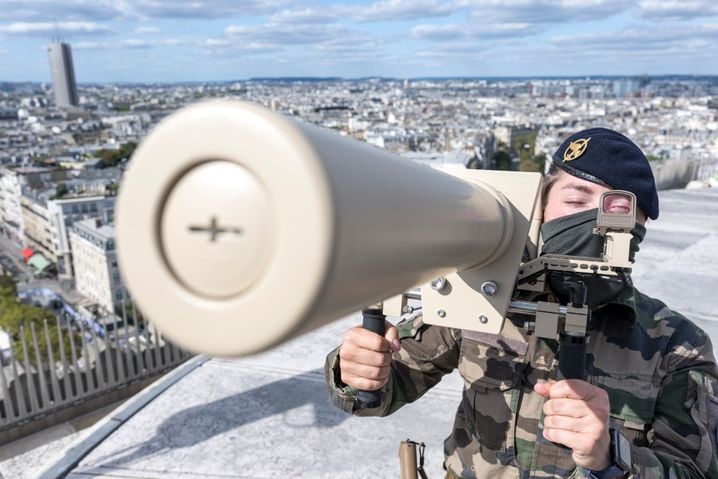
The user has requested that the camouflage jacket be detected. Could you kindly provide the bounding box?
[325,287,718,478]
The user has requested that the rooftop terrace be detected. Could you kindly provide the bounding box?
[3,187,717,479]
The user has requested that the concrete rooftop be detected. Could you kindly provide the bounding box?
[6,187,718,479]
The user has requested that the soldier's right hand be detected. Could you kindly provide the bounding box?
[338,321,400,391]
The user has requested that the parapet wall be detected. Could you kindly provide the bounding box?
[651,159,699,190]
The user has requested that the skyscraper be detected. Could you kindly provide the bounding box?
[47,41,79,108]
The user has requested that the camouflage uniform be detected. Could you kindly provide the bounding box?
[325,286,718,478]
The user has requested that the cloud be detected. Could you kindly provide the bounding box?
[203,38,232,48]
[312,31,386,54]
[0,21,114,36]
[410,24,465,41]
[266,1,461,25]
[0,1,126,21]
[410,22,540,41]
[269,8,339,24]
[134,26,160,34]
[414,40,527,60]
[224,23,352,46]
[636,1,718,21]
[0,0,291,22]
[218,19,390,62]
[549,25,718,62]
[128,0,292,19]
[74,37,186,49]
[464,0,633,24]
[341,0,462,21]
[552,25,718,49]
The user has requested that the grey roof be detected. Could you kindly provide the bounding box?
[26,187,718,478]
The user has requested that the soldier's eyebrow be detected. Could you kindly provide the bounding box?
[560,183,595,195]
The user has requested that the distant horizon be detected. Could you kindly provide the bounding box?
[1,1,717,82]
[3,73,718,86]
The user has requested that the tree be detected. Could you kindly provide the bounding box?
[94,142,137,168]
[520,152,547,173]
[493,150,513,171]
[0,275,17,298]
[50,183,69,200]
[0,286,73,367]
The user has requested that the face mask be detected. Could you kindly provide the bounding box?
[540,209,646,261]
[539,209,647,308]
[540,209,603,258]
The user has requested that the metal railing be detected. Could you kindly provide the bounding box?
[0,301,192,437]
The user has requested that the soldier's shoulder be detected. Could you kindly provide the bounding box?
[632,288,713,360]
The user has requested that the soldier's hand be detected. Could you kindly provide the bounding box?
[534,380,612,471]
[338,321,400,391]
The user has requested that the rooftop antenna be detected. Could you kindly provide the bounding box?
[53,19,60,43]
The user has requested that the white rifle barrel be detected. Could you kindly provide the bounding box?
[116,101,512,356]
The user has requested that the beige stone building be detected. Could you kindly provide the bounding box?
[0,166,70,245]
[20,194,55,261]
[69,218,126,315]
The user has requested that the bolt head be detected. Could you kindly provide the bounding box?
[480,281,498,297]
[436,309,446,318]
[431,277,446,291]
[479,315,489,324]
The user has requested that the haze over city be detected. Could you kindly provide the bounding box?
[1,0,718,82]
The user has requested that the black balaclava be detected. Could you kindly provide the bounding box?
[539,208,646,309]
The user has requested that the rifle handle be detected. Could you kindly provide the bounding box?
[558,332,587,381]
[356,308,386,409]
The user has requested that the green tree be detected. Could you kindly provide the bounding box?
[493,150,512,170]
[0,287,73,367]
[50,183,69,200]
[520,152,547,173]
[0,275,17,297]
[94,142,137,168]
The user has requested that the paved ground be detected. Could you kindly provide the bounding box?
[3,187,717,479]
[0,402,125,479]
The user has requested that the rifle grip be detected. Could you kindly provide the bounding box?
[356,308,386,409]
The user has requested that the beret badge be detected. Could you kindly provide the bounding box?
[563,137,591,162]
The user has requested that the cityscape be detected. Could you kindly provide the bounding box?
[0,32,717,477]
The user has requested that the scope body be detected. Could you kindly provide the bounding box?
[116,101,539,356]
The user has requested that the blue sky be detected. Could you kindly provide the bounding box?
[0,0,717,82]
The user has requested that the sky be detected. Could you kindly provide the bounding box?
[0,0,717,83]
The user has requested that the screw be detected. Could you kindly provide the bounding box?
[480,281,498,297]
[479,315,489,324]
[437,309,446,318]
[431,277,446,291]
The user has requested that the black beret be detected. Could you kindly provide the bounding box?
[552,127,659,220]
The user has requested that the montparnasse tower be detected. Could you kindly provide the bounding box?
[47,40,79,108]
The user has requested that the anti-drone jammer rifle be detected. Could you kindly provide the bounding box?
[115,101,639,394]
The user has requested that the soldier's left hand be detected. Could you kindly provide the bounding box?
[534,380,611,471]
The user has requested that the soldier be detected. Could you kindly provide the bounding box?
[325,127,718,479]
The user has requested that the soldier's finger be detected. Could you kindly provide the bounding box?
[543,414,589,432]
[533,380,556,397]
[548,380,607,402]
[543,398,588,418]
[339,345,392,368]
[341,373,387,392]
[542,428,588,451]
[384,323,401,352]
[344,326,391,353]
[341,363,391,382]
